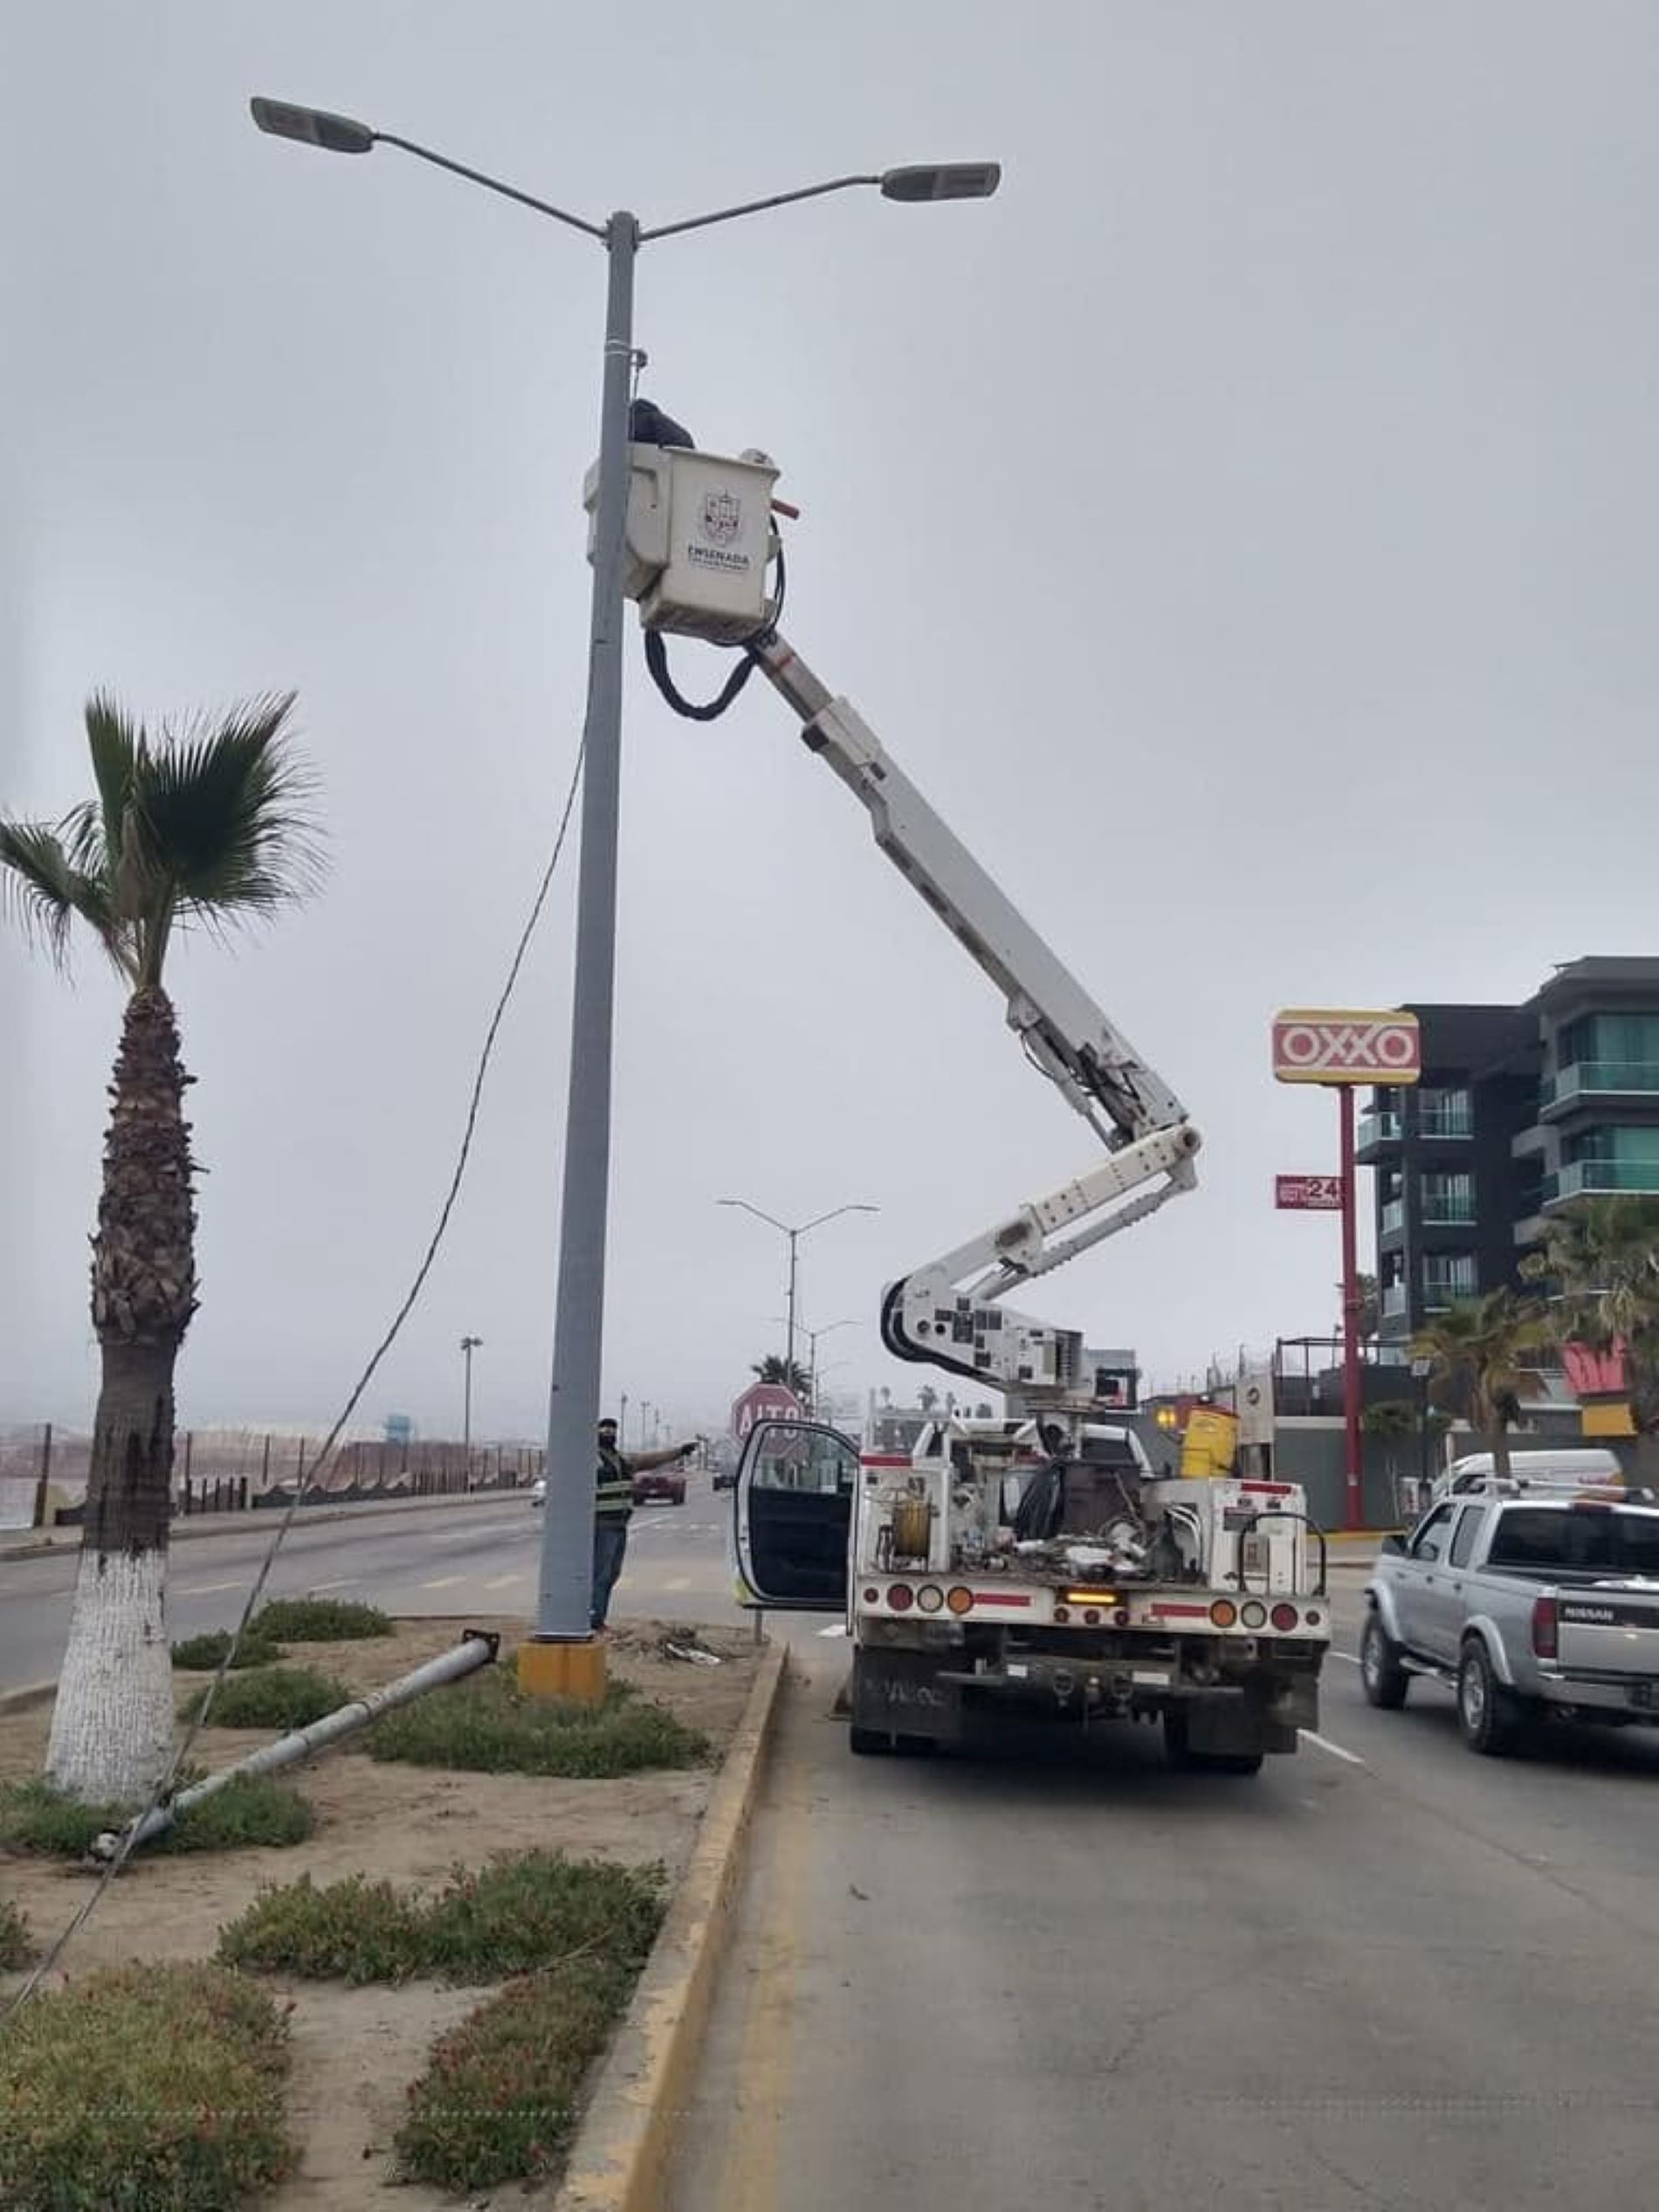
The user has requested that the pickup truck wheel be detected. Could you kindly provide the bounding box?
[1457,1640,1519,1756]
[1360,1611,1411,1709]
[849,1726,892,1757]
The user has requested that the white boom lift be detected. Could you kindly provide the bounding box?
[593,427,1201,1415]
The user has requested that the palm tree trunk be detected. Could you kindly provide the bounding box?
[46,987,197,1804]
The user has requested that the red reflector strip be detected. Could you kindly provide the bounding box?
[858,1454,912,1468]
[970,1590,1033,1609]
[1239,1481,1295,1495]
[1150,1602,1212,1620]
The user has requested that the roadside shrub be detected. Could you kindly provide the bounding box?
[218,1871,423,1984]
[218,1850,664,1988]
[394,1956,642,2192]
[0,1960,293,2210]
[171,1628,284,1671]
[250,1595,392,1641]
[0,1774,313,1857]
[367,1666,710,1778]
[0,1894,31,1968]
[179,1663,351,1731]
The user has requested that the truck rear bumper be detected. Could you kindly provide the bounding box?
[1537,1669,1659,1719]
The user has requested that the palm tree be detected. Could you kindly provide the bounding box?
[752,1354,811,1400]
[1522,1195,1659,1476]
[2,693,320,1802]
[1408,1289,1549,1481]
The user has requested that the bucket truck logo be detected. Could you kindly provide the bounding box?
[1270,1009,1422,1085]
[688,487,750,573]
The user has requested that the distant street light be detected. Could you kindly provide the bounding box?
[724,1200,878,1388]
[459,1336,483,1479]
[770,1314,858,1415]
[251,94,996,1694]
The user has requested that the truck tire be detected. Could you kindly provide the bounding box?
[849,1726,891,1756]
[1163,1710,1263,1776]
[1456,1638,1522,1757]
[1360,1610,1411,1710]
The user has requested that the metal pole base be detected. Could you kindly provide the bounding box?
[518,1635,608,1706]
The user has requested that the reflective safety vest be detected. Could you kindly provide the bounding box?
[595,1445,633,1522]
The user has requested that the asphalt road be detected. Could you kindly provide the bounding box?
[0,1484,747,1689]
[669,1587,1659,2212]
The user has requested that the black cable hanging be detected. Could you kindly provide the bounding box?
[642,531,786,723]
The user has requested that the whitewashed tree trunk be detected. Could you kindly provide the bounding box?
[45,1547,175,1803]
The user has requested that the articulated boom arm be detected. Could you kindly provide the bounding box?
[749,632,1201,1400]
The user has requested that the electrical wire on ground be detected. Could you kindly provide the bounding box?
[3,734,587,2023]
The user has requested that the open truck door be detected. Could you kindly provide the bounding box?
[733,1419,857,1612]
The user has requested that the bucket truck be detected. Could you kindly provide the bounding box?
[589,430,1330,1771]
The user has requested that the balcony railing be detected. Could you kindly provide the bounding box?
[1358,1112,1402,1149]
[1418,1109,1473,1140]
[1543,1060,1659,1109]
[1421,1196,1476,1225]
[1421,1272,1477,1311]
[1545,1159,1659,1203]
[1380,1198,1405,1235]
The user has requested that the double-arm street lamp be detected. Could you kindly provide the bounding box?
[251,96,997,1694]
[459,1334,483,1470]
[769,1313,858,1414]
[722,1198,878,1388]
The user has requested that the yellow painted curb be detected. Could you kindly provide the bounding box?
[552,1637,789,2212]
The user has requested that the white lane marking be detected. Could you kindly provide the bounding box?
[177,1579,242,1596]
[817,1623,849,1638]
[664,1575,692,1592]
[427,1522,520,1543]
[308,1576,359,1592]
[1332,1650,1361,1666]
[1300,1727,1366,1766]
[421,1575,465,1591]
[484,1573,528,1592]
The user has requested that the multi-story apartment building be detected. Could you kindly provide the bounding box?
[1357,957,1659,1347]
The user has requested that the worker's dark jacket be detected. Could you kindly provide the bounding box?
[595,1445,633,1524]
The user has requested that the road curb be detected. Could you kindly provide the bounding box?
[0,1487,527,1563]
[0,1679,57,1717]
[553,1636,788,2212]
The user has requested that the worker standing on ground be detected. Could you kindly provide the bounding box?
[592,1417,697,1632]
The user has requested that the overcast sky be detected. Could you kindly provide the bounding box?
[4,2,1657,1445]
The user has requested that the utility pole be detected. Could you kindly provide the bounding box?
[459,1336,482,1484]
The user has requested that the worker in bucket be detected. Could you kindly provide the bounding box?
[591,1417,696,1632]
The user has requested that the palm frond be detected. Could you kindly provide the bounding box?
[0,819,123,975]
[135,692,327,934]
[81,693,140,872]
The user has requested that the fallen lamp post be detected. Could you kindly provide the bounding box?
[90,1630,500,1861]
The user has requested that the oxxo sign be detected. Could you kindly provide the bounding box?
[1270,1009,1422,1086]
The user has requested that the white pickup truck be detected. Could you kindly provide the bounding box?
[1363,1483,1659,1754]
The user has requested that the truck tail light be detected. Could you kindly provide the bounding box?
[1209,1599,1238,1629]
[1270,1603,1299,1632]
[1532,1595,1559,1659]
[887,1583,914,1613]
[946,1587,974,1616]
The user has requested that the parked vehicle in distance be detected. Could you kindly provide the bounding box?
[1429,1447,1621,1505]
[632,1466,686,1508]
[1364,1481,1659,1755]
[530,1475,546,1506]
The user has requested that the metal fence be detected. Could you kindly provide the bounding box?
[0,1425,545,1532]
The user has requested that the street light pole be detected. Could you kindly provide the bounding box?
[459,1336,482,1477]
[722,1200,878,1390]
[249,95,996,1702]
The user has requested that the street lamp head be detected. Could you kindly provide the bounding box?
[879,162,1002,203]
[250,97,375,155]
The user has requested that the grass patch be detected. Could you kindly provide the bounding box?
[179,1663,351,1731]
[170,1627,285,1671]
[0,1773,313,1858]
[0,1894,31,1969]
[394,1934,661,2190]
[250,1595,392,1642]
[366,1665,711,1778]
[0,1960,292,2211]
[218,1850,664,1988]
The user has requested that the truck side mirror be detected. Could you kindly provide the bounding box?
[1380,1533,1406,1557]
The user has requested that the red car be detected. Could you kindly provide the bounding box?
[630,1466,686,1507]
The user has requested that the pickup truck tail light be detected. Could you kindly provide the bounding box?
[1532,1595,1559,1659]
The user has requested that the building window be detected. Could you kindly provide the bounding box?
[1418,1085,1472,1139]
[1421,1171,1475,1224]
[1561,1012,1659,1069]
[1422,1254,1477,1308]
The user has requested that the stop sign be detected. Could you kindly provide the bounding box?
[731,1382,805,1440]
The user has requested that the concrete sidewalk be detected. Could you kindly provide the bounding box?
[0,1485,529,1562]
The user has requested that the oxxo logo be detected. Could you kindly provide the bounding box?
[1270,1009,1422,1085]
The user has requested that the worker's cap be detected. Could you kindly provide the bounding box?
[596,1417,619,1434]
